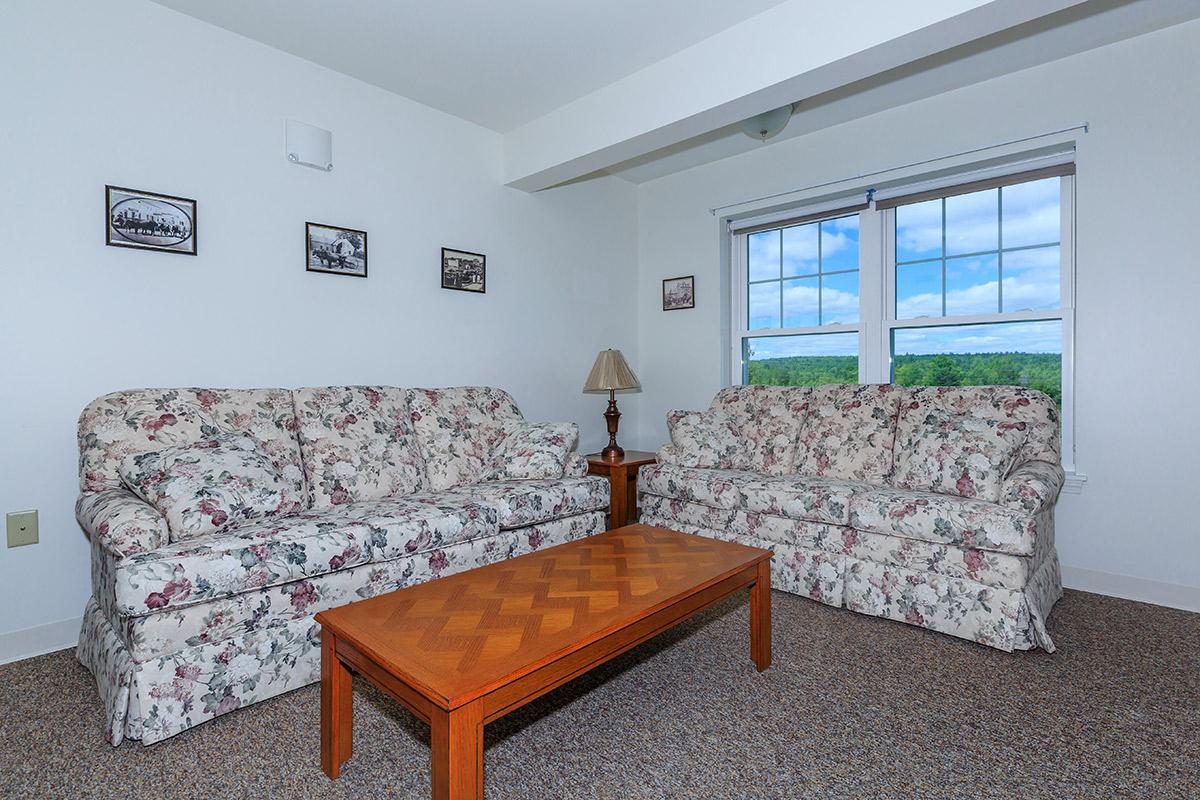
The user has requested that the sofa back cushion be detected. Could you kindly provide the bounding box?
[709,385,809,475]
[78,388,304,495]
[892,411,1028,501]
[293,386,427,507]
[408,387,525,490]
[792,384,902,483]
[661,409,748,470]
[119,432,304,542]
[893,386,1061,496]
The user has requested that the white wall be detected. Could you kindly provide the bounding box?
[634,20,1200,604]
[0,0,638,655]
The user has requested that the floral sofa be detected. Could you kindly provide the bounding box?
[640,384,1065,653]
[75,386,608,745]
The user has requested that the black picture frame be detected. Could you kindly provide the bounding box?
[662,275,695,311]
[106,185,197,256]
[306,222,368,278]
[441,247,486,293]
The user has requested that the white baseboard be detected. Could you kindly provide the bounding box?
[1061,566,1200,613]
[0,616,81,666]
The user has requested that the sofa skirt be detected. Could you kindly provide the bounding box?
[77,511,605,746]
[640,512,1061,654]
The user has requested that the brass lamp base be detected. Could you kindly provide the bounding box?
[601,389,624,461]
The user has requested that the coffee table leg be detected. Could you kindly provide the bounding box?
[321,630,353,779]
[750,559,772,672]
[431,699,484,800]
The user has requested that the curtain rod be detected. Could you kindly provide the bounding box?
[708,123,1089,216]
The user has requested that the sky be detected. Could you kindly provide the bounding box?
[746,177,1063,360]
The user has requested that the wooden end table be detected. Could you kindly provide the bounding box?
[585,450,656,529]
[316,524,772,799]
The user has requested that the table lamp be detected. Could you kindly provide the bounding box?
[582,349,641,461]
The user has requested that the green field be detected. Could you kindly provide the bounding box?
[748,352,1062,405]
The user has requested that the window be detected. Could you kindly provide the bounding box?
[732,164,1075,464]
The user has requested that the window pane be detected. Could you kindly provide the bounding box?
[1002,246,1060,312]
[896,261,942,319]
[748,281,780,329]
[821,271,859,324]
[1002,177,1059,248]
[895,198,942,263]
[945,188,997,256]
[782,223,818,277]
[891,320,1062,407]
[748,229,780,281]
[945,254,999,316]
[782,276,819,328]
[745,332,858,386]
[820,216,859,272]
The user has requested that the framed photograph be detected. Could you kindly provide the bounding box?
[106,185,197,255]
[306,222,367,278]
[441,247,486,293]
[662,275,695,311]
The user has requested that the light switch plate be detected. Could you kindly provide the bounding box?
[7,510,38,547]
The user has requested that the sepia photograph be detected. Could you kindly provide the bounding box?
[106,185,196,255]
[306,222,367,278]
[662,275,695,310]
[441,247,486,293]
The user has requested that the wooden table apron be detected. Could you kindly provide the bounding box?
[317,557,772,798]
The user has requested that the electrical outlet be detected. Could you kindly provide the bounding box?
[7,510,38,548]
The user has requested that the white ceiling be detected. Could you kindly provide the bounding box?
[150,0,790,133]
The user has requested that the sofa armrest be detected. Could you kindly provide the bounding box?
[564,451,588,478]
[76,489,168,561]
[999,461,1066,514]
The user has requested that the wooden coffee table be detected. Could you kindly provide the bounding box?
[315,523,773,799]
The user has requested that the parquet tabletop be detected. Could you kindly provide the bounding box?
[316,524,770,710]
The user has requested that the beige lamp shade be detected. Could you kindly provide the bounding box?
[583,349,640,392]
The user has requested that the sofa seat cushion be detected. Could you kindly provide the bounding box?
[441,477,609,529]
[353,497,500,562]
[111,507,375,617]
[739,475,871,526]
[849,487,1039,556]
[639,464,762,510]
[109,497,502,617]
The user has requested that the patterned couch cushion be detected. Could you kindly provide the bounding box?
[849,486,1041,556]
[440,477,609,529]
[119,433,304,542]
[110,508,374,616]
[792,384,902,483]
[895,385,1061,471]
[639,463,762,510]
[108,498,503,617]
[739,475,871,526]
[893,411,1027,502]
[408,387,525,490]
[485,422,578,480]
[78,388,304,495]
[658,409,748,470]
[709,385,810,474]
[293,386,427,507]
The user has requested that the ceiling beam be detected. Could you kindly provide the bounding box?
[502,0,1089,191]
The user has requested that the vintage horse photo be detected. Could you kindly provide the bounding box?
[106,186,196,255]
[306,222,367,278]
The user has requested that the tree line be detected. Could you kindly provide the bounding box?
[747,352,1061,405]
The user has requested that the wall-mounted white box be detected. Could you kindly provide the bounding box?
[286,119,333,172]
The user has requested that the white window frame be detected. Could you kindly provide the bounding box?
[730,174,1077,473]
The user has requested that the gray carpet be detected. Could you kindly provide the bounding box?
[2,589,1197,799]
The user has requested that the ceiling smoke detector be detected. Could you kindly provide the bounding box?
[738,104,794,141]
